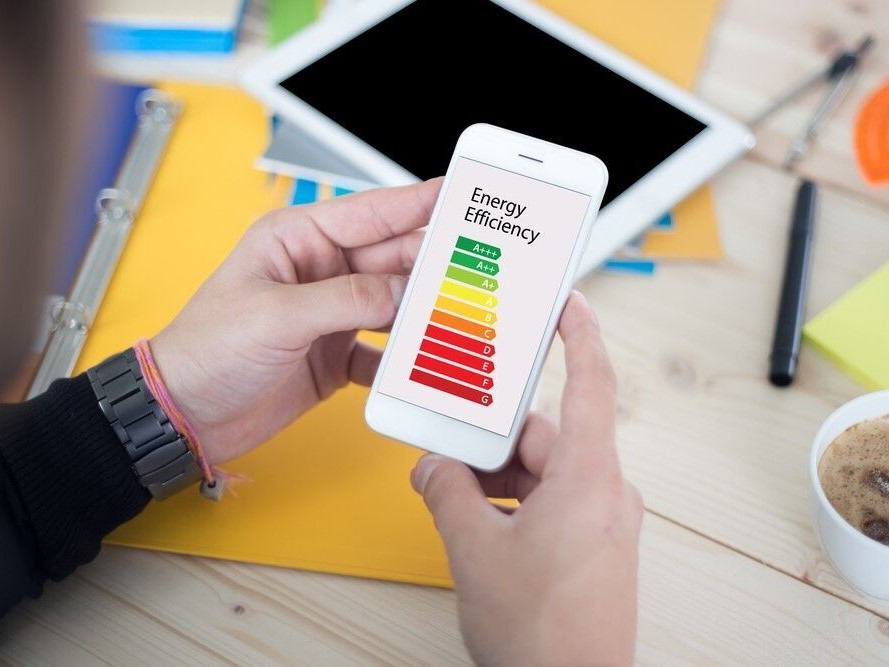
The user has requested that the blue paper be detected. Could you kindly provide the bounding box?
[653,212,674,230]
[601,258,657,275]
[291,179,319,205]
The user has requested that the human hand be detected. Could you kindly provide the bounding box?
[151,179,441,465]
[411,293,643,667]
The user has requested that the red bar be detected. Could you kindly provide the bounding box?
[420,338,494,373]
[425,324,495,357]
[410,369,493,406]
[414,354,494,390]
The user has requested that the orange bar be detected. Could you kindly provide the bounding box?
[429,310,496,341]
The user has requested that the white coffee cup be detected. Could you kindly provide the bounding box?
[810,390,889,600]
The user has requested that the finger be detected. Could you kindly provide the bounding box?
[475,459,540,501]
[551,292,619,475]
[282,179,441,251]
[343,229,425,275]
[273,273,406,345]
[412,455,502,548]
[473,413,558,500]
[515,412,559,478]
[348,341,383,386]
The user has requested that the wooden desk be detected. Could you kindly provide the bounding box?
[3,1,889,663]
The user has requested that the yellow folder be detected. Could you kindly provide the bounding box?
[80,0,722,588]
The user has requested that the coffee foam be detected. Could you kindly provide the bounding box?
[818,414,889,546]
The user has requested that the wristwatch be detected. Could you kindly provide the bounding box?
[87,349,202,500]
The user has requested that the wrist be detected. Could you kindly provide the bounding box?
[148,332,222,466]
[531,585,636,667]
[88,347,207,500]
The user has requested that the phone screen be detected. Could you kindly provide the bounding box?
[378,156,592,436]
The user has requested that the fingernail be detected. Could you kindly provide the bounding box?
[411,454,443,493]
[572,290,598,326]
[388,275,407,307]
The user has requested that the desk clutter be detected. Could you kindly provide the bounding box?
[23,0,774,586]
[747,34,883,389]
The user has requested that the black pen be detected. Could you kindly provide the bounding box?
[769,179,818,387]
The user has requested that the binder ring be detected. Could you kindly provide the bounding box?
[137,89,180,126]
[96,188,135,225]
[51,301,90,334]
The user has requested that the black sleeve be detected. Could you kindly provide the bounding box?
[0,372,150,617]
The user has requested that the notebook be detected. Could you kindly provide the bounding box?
[803,261,889,390]
[88,0,247,53]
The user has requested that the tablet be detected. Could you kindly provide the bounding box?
[240,0,753,276]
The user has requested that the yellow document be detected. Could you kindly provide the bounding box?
[641,188,722,259]
[82,0,722,588]
[804,262,889,390]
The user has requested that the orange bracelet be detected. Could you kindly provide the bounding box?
[133,339,218,495]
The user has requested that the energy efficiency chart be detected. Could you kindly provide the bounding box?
[409,236,499,406]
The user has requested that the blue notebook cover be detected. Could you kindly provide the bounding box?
[53,81,146,296]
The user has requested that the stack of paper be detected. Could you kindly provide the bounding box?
[88,0,247,52]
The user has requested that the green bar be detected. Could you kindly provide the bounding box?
[445,265,499,291]
[456,236,501,260]
[450,251,499,276]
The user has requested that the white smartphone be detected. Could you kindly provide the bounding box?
[365,124,608,471]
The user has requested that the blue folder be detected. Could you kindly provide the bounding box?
[53,81,146,297]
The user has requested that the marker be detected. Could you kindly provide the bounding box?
[769,179,817,387]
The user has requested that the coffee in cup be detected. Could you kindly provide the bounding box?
[810,391,889,599]
[817,413,889,546]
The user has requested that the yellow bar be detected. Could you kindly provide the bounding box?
[435,295,497,324]
[439,280,498,308]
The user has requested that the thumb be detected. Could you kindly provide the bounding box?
[278,273,406,342]
[411,455,499,547]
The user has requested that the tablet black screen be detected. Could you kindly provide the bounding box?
[280,0,706,207]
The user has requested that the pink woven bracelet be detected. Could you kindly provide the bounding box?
[133,339,215,487]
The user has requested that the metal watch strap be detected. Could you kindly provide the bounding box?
[87,348,202,500]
